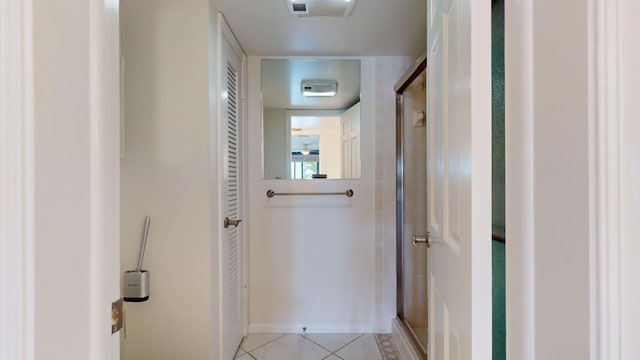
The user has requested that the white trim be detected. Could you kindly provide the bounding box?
[591,0,622,358]
[241,42,250,339]
[220,13,245,65]
[214,12,225,359]
[505,0,535,358]
[217,11,248,359]
[508,0,617,357]
[0,0,34,359]
[470,0,493,357]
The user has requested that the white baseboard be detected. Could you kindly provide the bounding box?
[248,323,373,334]
[391,318,421,360]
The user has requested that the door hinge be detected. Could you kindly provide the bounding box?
[111,298,123,334]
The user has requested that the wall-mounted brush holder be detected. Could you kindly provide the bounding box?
[124,270,149,302]
[124,216,151,302]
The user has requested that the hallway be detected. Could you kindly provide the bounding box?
[5,0,640,359]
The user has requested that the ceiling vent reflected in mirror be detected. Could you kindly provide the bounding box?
[286,0,357,18]
[301,79,338,97]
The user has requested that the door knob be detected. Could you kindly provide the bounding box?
[224,217,242,228]
[412,233,433,248]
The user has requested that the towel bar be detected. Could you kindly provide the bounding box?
[266,189,354,198]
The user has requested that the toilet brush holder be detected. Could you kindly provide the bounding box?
[124,270,149,302]
[124,216,151,302]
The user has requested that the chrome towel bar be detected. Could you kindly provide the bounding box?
[266,189,354,198]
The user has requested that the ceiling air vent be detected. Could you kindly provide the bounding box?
[301,79,338,97]
[286,0,357,18]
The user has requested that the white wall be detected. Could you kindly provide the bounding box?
[316,117,341,178]
[263,108,287,179]
[247,56,411,333]
[507,0,591,357]
[296,116,341,178]
[531,0,590,357]
[247,57,375,333]
[120,0,217,358]
[31,0,121,358]
[373,57,414,332]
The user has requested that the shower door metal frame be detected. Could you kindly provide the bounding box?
[395,51,427,360]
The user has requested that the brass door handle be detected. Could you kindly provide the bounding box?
[412,233,433,248]
[224,217,242,228]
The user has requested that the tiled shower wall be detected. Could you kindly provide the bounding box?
[373,56,414,332]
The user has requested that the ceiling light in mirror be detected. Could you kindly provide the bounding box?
[301,79,338,97]
[300,145,311,156]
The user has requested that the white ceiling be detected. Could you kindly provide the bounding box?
[292,134,320,151]
[212,0,427,56]
[262,59,360,109]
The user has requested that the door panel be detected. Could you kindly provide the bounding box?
[220,15,246,360]
[443,0,464,252]
[428,34,443,239]
[341,102,360,178]
[226,57,241,330]
[427,0,492,359]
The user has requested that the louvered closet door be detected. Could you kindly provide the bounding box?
[220,15,245,360]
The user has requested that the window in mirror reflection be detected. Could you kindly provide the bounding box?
[291,134,320,179]
[262,59,361,180]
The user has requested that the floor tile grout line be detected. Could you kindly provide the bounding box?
[306,333,365,355]
[329,333,366,355]
[302,333,364,359]
[322,354,345,360]
[233,346,247,359]
[249,334,333,359]
[240,333,390,360]
[302,336,332,354]
[240,333,287,353]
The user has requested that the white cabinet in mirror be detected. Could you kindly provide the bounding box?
[262,59,361,180]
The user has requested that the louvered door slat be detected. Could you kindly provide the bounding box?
[226,59,241,324]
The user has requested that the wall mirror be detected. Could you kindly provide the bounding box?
[262,59,361,180]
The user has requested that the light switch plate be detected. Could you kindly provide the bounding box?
[111,298,123,334]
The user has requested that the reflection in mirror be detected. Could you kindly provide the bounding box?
[262,59,361,179]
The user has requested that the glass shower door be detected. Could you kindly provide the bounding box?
[396,64,428,356]
[402,70,428,352]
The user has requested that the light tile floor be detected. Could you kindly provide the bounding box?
[235,333,402,360]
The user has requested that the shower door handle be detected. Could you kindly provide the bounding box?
[412,233,433,248]
[224,217,242,228]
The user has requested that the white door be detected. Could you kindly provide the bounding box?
[426,0,492,359]
[620,0,640,356]
[220,15,246,360]
[341,102,361,178]
[2,0,121,358]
